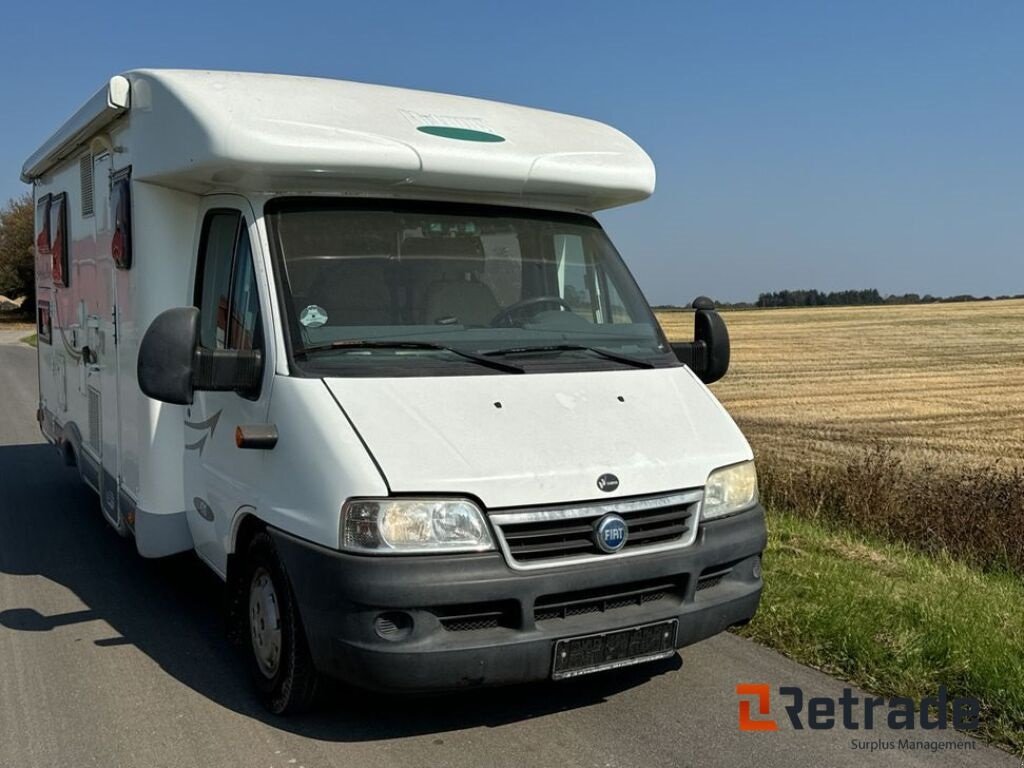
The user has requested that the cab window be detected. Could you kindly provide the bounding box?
[195,210,262,353]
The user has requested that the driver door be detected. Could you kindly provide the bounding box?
[183,196,274,576]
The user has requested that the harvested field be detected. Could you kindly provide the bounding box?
[658,300,1024,475]
[657,300,1024,570]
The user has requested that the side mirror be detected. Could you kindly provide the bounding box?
[670,296,730,384]
[138,307,200,405]
[138,307,263,405]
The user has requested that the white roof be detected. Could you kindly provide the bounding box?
[23,69,655,212]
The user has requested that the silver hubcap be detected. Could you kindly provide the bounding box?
[249,567,282,679]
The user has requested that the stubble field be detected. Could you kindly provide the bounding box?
[657,300,1024,570]
[659,299,1024,473]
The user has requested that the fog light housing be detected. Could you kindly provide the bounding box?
[375,612,413,641]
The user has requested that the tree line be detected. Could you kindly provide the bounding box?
[0,194,33,313]
[752,288,1024,308]
[654,287,1023,310]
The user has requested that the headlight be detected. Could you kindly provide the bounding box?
[702,461,758,520]
[340,498,494,554]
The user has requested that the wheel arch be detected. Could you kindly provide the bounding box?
[230,507,266,556]
[61,421,84,468]
[225,509,267,645]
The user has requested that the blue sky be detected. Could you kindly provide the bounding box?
[2,1,1020,303]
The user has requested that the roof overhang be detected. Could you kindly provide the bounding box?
[21,76,130,183]
[22,70,656,213]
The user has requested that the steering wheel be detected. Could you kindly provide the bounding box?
[491,296,574,327]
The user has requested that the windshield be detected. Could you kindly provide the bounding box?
[266,198,675,376]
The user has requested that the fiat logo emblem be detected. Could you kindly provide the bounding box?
[594,514,628,553]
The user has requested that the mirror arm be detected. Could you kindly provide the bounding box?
[670,340,707,372]
[193,348,263,395]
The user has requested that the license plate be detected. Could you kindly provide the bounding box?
[551,620,678,680]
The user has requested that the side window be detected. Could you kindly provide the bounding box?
[50,193,69,287]
[35,194,52,255]
[195,211,262,352]
[227,231,261,350]
[110,171,133,269]
[196,212,239,349]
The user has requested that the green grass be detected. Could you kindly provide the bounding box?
[20,333,37,347]
[738,510,1024,752]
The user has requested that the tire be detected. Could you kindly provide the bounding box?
[242,531,320,714]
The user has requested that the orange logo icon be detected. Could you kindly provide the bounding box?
[737,683,779,731]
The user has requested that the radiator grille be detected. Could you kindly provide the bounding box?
[80,154,94,217]
[431,601,517,632]
[490,491,702,569]
[535,576,686,623]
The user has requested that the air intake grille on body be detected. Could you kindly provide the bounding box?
[430,601,517,632]
[534,576,686,623]
[87,387,101,451]
[80,154,94,217]
[696,573,726,591]
[696,563,737,592]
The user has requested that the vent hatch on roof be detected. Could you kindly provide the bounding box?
[80,154,94,217]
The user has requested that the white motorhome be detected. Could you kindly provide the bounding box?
[23,70,765,713]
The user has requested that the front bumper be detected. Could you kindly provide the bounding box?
[270,504,766,692]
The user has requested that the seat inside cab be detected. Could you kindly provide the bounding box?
[286,231,505,329]
[401,237,499,326]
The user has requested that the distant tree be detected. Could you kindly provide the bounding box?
[0,194,35,314]
[886,293,921,305]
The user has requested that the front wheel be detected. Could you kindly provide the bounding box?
[243,531,319,714]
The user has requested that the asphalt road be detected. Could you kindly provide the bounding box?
[0,337,1014,768]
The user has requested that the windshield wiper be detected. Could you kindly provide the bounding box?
[482,344,655,369]
[294,340,524,374]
